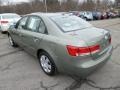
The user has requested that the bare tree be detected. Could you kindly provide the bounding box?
[100,0,110,11]
[80,0,95,11]
[0,0,2,5]
[60,0,78,11]
[0,0,117,14]
[45,0,60,12]
[115,0,120,8]
[95,0,101,10]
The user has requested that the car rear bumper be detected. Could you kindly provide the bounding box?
[59,45,113,77]
[0,25,9,32]
[72,54,111,78]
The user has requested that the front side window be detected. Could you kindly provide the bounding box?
[17,16,28,29]
[50,15,92,32]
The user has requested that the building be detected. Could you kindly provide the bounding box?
[116,0,120,8]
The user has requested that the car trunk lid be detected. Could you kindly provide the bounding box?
[66,27,111,59]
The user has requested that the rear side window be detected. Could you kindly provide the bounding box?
[27,16,41,32]
[39,20,46,34]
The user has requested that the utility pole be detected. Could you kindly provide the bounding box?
[44,0,48,12]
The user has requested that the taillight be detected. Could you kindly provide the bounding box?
[67,44,100,56]
[1,21,8,24]
[67,45,79,56]
[89,44,100,54]
[78,47,90,55]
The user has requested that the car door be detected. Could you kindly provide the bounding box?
[10,16,29,47]
[21,15,46,56]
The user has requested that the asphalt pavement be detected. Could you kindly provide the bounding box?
[0,18,120,90]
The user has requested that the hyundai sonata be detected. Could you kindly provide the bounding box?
[8,13,113,77]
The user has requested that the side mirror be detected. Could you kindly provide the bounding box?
[14,23,19,29]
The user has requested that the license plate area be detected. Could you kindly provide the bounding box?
[91,38,109,60]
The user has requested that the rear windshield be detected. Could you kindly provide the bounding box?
[50,15,92,32]
[2,14,20,19]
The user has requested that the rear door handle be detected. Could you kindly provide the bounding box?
[33,37,42,42]
[34,38,39,42]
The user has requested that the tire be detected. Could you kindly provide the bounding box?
[39,51,56,76]
[1,31,7,34]
[8,35,17,47]
[84,17,87,21]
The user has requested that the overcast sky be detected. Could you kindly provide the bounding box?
[2,0,29,5]
[8,0,29,3]
[2,0,115,5]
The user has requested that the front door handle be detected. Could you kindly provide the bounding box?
[33,37,42,42]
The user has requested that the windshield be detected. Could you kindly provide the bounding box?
[50,15,92,32]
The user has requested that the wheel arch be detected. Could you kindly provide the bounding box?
[37,48,57,64]
[37,48,58,74]
[37,49,46,59]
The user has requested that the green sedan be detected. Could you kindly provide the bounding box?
[8,13,113,77]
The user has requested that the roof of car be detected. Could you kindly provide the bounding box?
[30,12,70,17]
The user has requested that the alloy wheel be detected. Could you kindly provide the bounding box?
[40,55,52,73]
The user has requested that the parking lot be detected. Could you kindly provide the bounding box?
[0,18,120,90]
